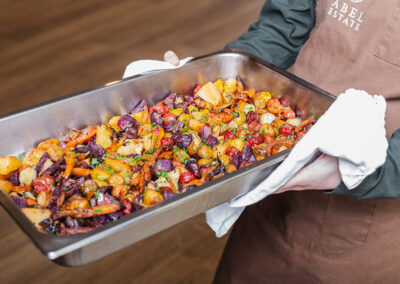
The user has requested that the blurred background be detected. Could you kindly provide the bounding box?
[0,0,264,283]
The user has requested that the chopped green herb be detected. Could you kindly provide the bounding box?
[91,158,98,165]
[161,171,168,177]
[85,151,91,156]
[149,149,154,154]
[94,190,100,198]
[135,156,142,162]
[172,147,179,153]
[93,208,102,213]
[261,129,265,134]
[233,112,239,117]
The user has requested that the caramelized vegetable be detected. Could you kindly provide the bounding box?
[3,78,311,235]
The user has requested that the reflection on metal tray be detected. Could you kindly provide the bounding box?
[0,50,335,266]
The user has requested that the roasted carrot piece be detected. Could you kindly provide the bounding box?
[63,153,76,177]
[76,126,96,144]
[71,168,92,177]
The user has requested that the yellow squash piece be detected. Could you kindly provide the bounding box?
[21,208,52,229]
[96,125,113,149]
[0,156,22,175]
[196,82,223,106]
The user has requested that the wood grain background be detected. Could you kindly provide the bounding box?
[0,0,264,283]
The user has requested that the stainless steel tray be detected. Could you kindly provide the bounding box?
[0,50,335,266]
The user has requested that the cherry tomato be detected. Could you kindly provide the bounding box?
[226,146,240,156]
[224,131,236,140]
[180,172,196,184]
[151,104,169,115]
[161,137,174,150]
[163,112,177,125]
[32,174,55,195]
[248,121,261,132]
[247,133,264,147]
[246,111,260,124]
[279,124,295,136]
[282,108,296,120]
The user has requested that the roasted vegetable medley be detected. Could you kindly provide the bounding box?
[0,78,314,235]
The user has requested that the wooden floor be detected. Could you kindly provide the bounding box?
[0,0,264,283]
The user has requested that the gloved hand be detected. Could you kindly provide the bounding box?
[206,89,388,237]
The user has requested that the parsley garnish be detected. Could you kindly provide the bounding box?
[233,112,239,117]
[93,208,102,213]
[172,147,179,153]
[135,156,142,162]
[17,153,26,162]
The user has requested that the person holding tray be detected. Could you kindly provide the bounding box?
[164,0,400,282]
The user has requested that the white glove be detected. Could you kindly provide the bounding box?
[206,89,388,237]
[123,57,193,78]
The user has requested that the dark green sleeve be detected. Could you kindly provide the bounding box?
[226,0,316,69]
[328,129,400,199]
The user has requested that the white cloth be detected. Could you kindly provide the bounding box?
[123,57,193,78]
[206,89,388,237]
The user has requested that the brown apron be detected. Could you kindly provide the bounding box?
[214,1,400,283]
